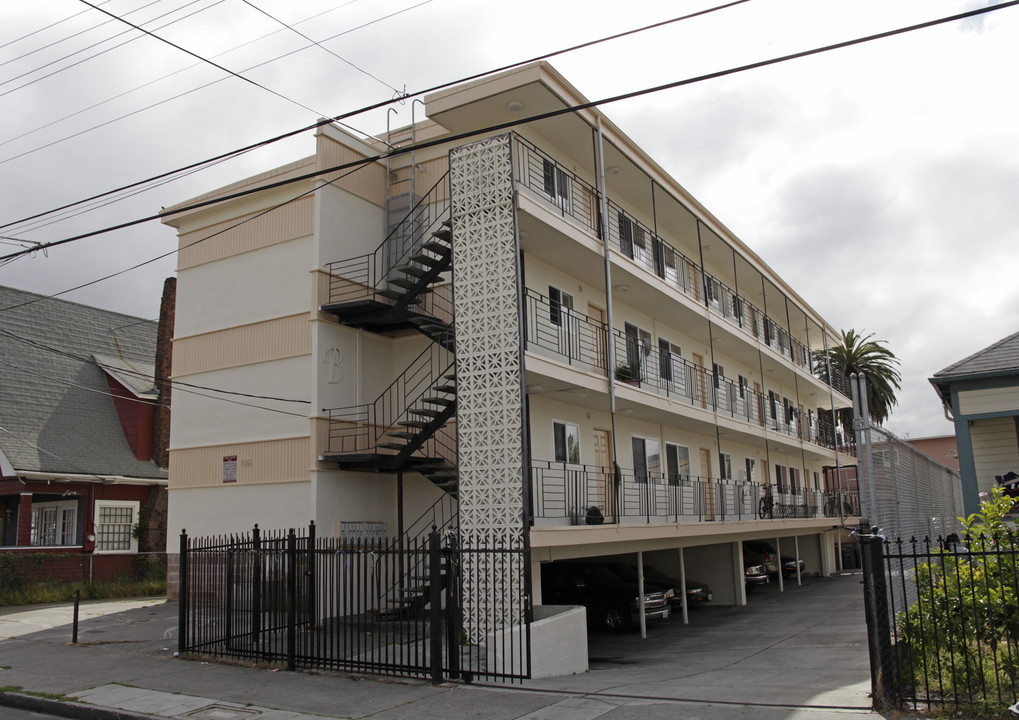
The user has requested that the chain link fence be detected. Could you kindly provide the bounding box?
[858,425,965,545]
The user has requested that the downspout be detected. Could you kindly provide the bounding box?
[595,121,621,509]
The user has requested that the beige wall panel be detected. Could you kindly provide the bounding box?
[174,313,311,376]
[178,196,314,269]
[170,437,311,489]
[971,417,1019,493]
[317,140,386,207]
[958,386,1019,416]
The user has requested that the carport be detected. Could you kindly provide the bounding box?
[525,572,873,712]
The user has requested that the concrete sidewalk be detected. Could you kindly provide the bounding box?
[0,573,892,720]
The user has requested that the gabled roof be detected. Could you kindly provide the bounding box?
[0,286,167,481]
[932,330,1019,381]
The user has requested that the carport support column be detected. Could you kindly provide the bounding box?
[735,541,747,606]
[637,551,647,639]
[775,537,784,592]
[794,536,802,586]
[678,547,689,624]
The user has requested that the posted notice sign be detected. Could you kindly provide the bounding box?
[223,455,238,483]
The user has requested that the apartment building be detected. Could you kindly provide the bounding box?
[163,62,858,675]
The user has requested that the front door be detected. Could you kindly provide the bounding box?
[700,447,715,520]
[593,428,615,520]
[588,304,606,373]
[693,353,706,408]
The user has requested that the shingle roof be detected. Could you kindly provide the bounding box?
[933,330,1019,380]
[0,286,167,480]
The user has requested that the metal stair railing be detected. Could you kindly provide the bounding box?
[325,172,451,308]
[324,341,455,459]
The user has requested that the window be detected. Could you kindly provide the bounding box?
[789,467,800,495]
[719,452,732,480]
[632,436,661,483]
[548,286,574,327]
[30,501,77,546]
[618,212,647,263]
[706,277,722,306]
[768,391,778,421]
[94,501,139,553]
[625,322,652,378]
[658,338,681,382]
[738,375,748,400]
[745,458,757,483]
[665,443,691,485]
[713,363,724,389]
[784,398,794,425]
[542,158,569,210]
[553,421,581,465]
[775,464,787,494]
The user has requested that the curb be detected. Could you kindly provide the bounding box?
[0,691,156,720]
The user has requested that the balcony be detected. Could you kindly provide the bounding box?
[530,459,861,527]
[522,288,852,454]
[513,134,851,401]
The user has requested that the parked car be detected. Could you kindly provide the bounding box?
[541,561,670,631]
[600,562,712,609]
[743,540,804,578]
[743,561,770,591]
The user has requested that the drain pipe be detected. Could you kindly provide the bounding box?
[637,550,647,639]
[595,120,622,511]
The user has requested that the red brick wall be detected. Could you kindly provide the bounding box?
[0,550,167,583]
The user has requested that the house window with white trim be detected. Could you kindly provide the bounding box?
[94,500,139,553]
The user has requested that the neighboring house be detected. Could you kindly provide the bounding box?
[931,330,1019,515]
[0,284,172,582]
[905,435,960,472]
[162,62,873,671]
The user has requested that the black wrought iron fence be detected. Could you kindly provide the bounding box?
[178,524,530,683]
[860,532,1019,714]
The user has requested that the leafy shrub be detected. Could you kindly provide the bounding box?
[896,487,1019,716]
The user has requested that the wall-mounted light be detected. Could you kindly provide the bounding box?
[613,284,629,293]
[606,166,621,175]
[507,100,524,112]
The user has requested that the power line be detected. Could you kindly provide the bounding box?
[6,0,1016,265]
[0,0,750,233]
[0,0,368,152]
[238,0,401,96]
[78,0,335,121]
[0,0,115,66]
[0,423,109,481]
[0,0,426,169]
[1,0,220,97]
[0,326,311,408]
[0,0,110,53]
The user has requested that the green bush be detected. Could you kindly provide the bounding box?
[0,553,166,607]
[897,487,1019,717]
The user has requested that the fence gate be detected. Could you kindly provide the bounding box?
[178,523,530,683]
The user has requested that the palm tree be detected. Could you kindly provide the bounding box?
[823,329,902,425]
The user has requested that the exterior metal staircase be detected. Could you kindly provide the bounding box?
[320,174,458,499]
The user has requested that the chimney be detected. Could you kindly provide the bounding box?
[152,277,175,469]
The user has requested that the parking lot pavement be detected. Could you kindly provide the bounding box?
[525,572,873,710]
[0,574,881,720]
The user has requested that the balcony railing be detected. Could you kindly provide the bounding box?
[523,287,608,373]
[530,459,861,525]
[513,134,848,399]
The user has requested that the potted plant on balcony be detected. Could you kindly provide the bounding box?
[615,361,641,386]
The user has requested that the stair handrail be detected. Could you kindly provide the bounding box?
[324,172,451,307]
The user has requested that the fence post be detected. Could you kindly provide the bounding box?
[307,521,316,629]
[860,535,898,711]
[252,524,262,653]
[178,529,188,656]
[225,540,234,651]
[429,527,443,684]
[444,533,461,680]
[287,528,297,672]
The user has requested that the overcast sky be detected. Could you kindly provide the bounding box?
[2,0,1017,441]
